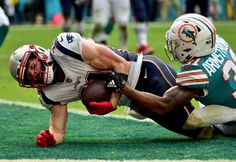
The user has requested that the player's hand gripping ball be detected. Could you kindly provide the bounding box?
[81,80,112,107]
[81,80,114,115]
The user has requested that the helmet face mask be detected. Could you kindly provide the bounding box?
[165,31,195,63]
[165,32,183,62]
[165,13,216,64]
[9,44,54,88]
[19,53,47,88]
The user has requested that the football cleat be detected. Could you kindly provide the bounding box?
[136,44,155,55]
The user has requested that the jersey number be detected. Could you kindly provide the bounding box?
[222,50,236,99]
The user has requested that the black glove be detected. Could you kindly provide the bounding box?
[105,72,128,92]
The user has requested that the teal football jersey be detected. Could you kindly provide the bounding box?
[176,35,236,108]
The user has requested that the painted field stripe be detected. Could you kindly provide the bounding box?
[0,99,153,122]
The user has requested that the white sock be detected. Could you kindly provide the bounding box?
[135,22,148,46]
[99,32,109,42]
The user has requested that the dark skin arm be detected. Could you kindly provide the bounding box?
[120,85,203,115]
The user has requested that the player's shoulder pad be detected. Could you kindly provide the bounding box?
[177,63,208,88]
[56,32,82,45]
[53,32,83,60]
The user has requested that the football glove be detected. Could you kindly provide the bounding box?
[36,130,56,147]
[105,72,127,92]
[87,101,116,115]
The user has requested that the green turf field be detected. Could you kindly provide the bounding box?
[0,102,236,160]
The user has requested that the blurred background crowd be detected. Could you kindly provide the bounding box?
[0,0,235,53]
[0,0,235,25]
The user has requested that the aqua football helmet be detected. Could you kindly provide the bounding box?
[165,13,216,63]
[9,44,54,88]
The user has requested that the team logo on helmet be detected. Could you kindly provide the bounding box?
[178,24,198,45]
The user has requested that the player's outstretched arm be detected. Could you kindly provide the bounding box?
[120,85,200,115]
[36,104,68,147]
[104,72,200,115]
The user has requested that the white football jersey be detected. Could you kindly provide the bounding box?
[38,32,101,108]
[0,7,9,26]
[38,32,143,109]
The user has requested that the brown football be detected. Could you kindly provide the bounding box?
[81,80,112,107]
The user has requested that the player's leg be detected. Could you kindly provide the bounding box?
[99,18,115,45]
[73,0,86,35]
[173,0,181,18]
[91,0,110,41]
[183,105,236,129]
[0,25,9,46]
[60,0,72,32]
[130,0,154,55]
[199,0,210,17]
[0,7,9,47]
[160,0,171,21]
[185,0,197,13]
[113,0,130,49]
[214,122,236,136]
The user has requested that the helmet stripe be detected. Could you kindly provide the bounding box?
[188,16,215,49]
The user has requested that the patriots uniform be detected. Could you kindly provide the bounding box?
[176,35,236,108]
[38,33,97,108]
[38,32,141,109]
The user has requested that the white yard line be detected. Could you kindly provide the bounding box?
[0,99,152,122]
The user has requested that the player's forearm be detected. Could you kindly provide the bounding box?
[121,86,171,115]
[49,104,68,145]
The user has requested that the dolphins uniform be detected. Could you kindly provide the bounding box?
[176,35,236,108]
[38,32,206,138]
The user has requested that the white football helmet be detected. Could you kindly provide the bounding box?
[9,44,54,88]
[165,13,216,63]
